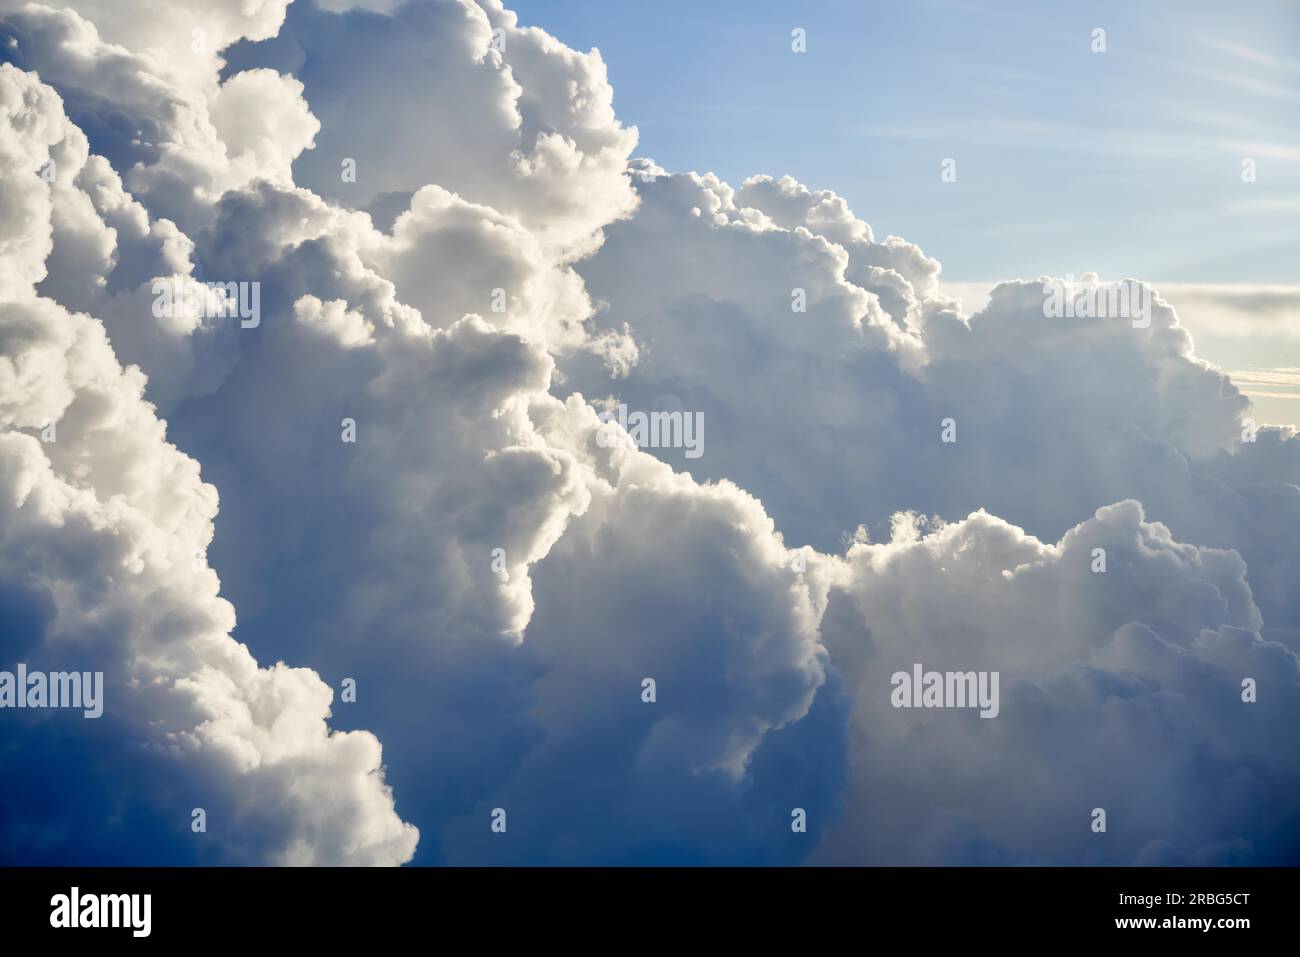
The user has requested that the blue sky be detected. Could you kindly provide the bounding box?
[510,0,1300,284]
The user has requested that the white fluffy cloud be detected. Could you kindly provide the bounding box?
[2,0,1297,867]
[11,0,293,81]
[569,168,1300,655]
[229,0,638,256]
[440,411,832,863]
[2,0,831,864]
[0,62,415,864]
[816,502,1299,864]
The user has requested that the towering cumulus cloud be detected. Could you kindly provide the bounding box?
[0,60,415,864]
[1,0,1296,865]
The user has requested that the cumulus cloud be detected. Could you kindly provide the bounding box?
[224,0,639,256]
[441,412,836,863]
[0,3,309,221]
[816,502,1300,864]
[3,0,831,865]
[9,0,293,81]
[0,62,415,864]
[133,162,830,864]
[569,170,1300,656]
[2,0,1297,868]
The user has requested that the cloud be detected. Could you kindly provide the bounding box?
[132,169,832,862]
[442,406,838,864]
[945,281,1300,344]
[0,2,319,236]
[1152,283,1300,341]
[1,0,835,865]
[0,62,415,865]
[7,0,293,81]
[569,172,1300,664]
[1226,367,1300,401]
[816,502,1300,864]
[224,0,639,256]
[2,0,1298,867]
